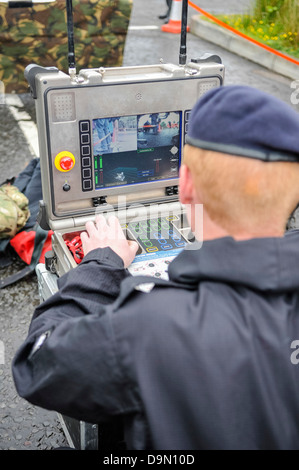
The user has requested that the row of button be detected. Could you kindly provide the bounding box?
[79,120,93,191]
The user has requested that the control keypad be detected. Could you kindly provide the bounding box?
[79,120,93,192]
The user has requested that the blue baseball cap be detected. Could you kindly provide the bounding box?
[186,85,299,162]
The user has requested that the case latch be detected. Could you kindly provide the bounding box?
[92,196,107,207]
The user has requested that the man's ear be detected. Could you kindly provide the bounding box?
[179,164,195,205]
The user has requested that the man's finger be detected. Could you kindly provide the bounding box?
[80,231,88,242]
[85,220,97,236]
[108,215,125,241]
[95,214,108,232]
[80,231,90,254]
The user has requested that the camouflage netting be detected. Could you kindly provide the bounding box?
[0,0,133,93]
[0,184,30,239]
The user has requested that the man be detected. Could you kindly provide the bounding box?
[12,86,299,449]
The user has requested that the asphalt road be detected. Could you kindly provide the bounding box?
[0,0,298,452]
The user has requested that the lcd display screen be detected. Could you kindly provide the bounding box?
[92,111,181,189]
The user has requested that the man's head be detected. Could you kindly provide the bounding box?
[180,86,299,240]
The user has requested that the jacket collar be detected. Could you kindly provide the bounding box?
[168,230,299,292]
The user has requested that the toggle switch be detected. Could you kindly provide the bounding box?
[63,183,71,192]
[54,151,76,172]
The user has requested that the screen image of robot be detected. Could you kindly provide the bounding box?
[92,111,181,189]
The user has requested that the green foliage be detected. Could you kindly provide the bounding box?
[218,0,299,58]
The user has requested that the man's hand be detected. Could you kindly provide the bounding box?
[80,215,139,268]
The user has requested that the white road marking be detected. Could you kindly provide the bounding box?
[6,94,39,158]
[129,25,159,31]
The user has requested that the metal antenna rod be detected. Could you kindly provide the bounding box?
[179,0,188,65]
[66,0,76,77]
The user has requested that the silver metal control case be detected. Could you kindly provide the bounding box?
[27,59,224,276]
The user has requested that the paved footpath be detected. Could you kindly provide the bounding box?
[0,0,298,452]
[124,0,295,106]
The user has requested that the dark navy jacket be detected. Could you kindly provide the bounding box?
[12,231,299,449]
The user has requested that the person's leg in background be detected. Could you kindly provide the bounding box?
[158,0,172,21]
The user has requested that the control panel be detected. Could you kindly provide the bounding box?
[49,213,194,278]
[26,62,224,229]
[78,120,93,192]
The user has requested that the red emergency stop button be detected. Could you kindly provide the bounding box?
[54,151,76,172]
